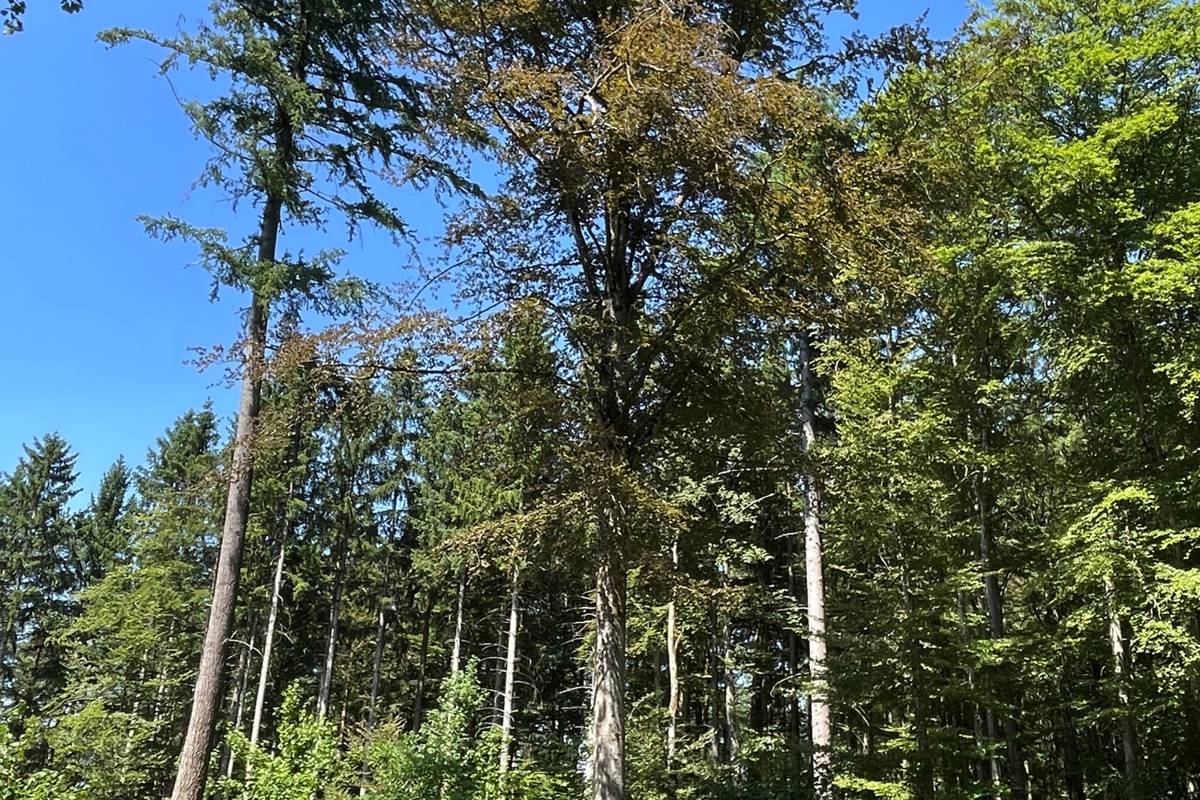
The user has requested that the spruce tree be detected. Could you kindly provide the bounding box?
[99,1,449,795]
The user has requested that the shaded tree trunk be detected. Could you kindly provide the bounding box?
[973,458,1029,800]
[1105,575,1139,798]
[221,620,255,779]
[317,531,348,722]
[412,592,434,732]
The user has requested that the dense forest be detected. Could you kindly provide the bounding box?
[4,0,1200,798]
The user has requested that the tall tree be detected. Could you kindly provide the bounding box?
[401,3,852,795]
[99,0,442,795]
[0,434,82,722]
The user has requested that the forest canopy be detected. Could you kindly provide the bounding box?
[4,1,1200,800]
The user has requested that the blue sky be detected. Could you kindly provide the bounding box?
[0,0,969,498]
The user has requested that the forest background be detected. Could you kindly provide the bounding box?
[3,1,1199,800]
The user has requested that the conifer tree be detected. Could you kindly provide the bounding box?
[99,1,448,795]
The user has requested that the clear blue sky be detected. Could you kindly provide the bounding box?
[0,0,969,498]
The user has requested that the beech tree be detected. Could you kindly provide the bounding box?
[395,3,855,796]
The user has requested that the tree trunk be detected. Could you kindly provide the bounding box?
[1059,705,1086,800]
[1105,575,1138,798]
[169,289,270,800]
[366,598,388,735]
[317,532,348,722]
[450,567,467,677]
[250,539,286,747]
[973,462,1029,800]
[591,499,627,800]
[798,333,832,800]
[499,563,520,775]
[412,593,434,732]
[667,540,681,767]
[221,620,255,779]
[723,611,739,764]
[709,606,722,764]
[366,494,399,738]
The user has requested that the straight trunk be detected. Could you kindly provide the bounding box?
[591,500,627,800]
[708,607,722,763]
[787,541,803,756]
[168,72,294,791]
[222,621,255,779]
[169,291,269,800]
[250,539,286,747]
[798,333,831,800]
[316,532,348,722]
[450,567,467,677]
[366,598,388,734]
[973,464,1029,799]
[902,564,934,800]
[366,494,399,735]
[1105,575,1138,798]
[1060,705,1086,800]
[722,612,739,764]
[412,593,434,731]
[666,541,681,766]
[499,563,520,775]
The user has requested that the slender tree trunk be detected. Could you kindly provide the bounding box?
[317,533,348,722]
[170,290,270,800]
[221,622,255,779]
[973,462,1029,799]
[1105,575,1138,798]
[366,598,388,734]
[798,333,832,800]
[250,539,286,747]
[359,591,389,797]
[500,563,521,775]
[366,494,398,738]
[787,537,803,756]
[591,499,627,800]
[723,611,739,764]
[1059,705,1086,800]
[450,567,467,677]
[708,606,722,763]
[412,593,434,732]
[667,540,681,767]
[901,564,935,800]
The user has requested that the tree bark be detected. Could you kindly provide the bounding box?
[250,538,286,747]
[973,460,1029,800]
[798,333,832,800]
[591,499,627,800]
[412,592,434,732]
[317,531,348,722]
[667,540,681,767]
[1059,705,1086,800]
[169,291,269,800]
[499,563,520,775]
[722,610,739,764]
[1105,575,1139,798]
[221,620,255,779]
[450,566,467,677]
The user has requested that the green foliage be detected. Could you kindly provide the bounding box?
[0,723,81,800]
[362,663,569,800]
[222,685,349,800]
[2,0,83,35]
